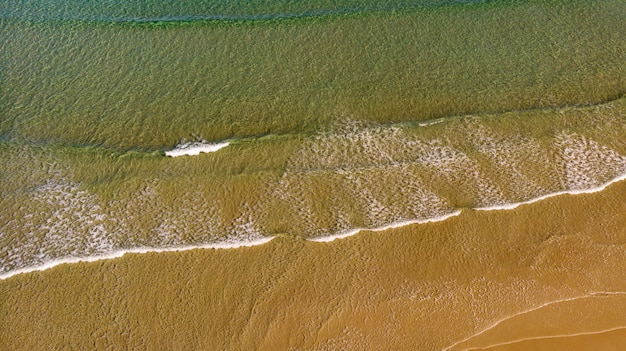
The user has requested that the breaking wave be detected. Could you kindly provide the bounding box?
[2,98,626,279]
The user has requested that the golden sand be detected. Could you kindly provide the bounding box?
[2,174,626,350]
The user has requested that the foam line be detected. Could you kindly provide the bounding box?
[0,213,465,279]
[418,118,445,127]
[474,172,626,211]
[309,211,463,242]
[2,173,626,280]
[165,142,230,157]
[0,237,274,281]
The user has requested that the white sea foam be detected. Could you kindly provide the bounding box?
[2,172,626,280]
[0,237,275,281]
[418,118,445,127]
[165,141,229,157]
[310,210,463,242]
[475,172,626,211]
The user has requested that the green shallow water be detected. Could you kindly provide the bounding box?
[1,0,626,275]
[1,0,490,22]
[2,96,626,274]
[2,0,625,150]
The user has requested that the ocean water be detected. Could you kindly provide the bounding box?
[2,0,626,275]
[3,0,625,149]
[1,0,492,22]
[1,3,626,347]
[3,96,626,276]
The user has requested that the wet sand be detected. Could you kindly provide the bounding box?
[475,328,626,351]
[450,293,626,350]
[2,172,626,350]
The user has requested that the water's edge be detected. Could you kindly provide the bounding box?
[2,172,625,281]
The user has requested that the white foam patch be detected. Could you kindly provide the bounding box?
[0,237,275,281]
[3,172,626,280]
[286,120,405,171]
[475,172,626,211]
[165,141,229,157]
[467,124,552,199]
[555,132,626,189]
[271,174,320,234]
[418,118,445,127]
[4,114,626,280]
[1,178,114,274]
[309,210,463,243]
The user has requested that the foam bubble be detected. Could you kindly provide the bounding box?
[475,172,626,211]
[0,236,275,281]
[3,172,626,280]
[310,210,463,243]
[165,141,229,157]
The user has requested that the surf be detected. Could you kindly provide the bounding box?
[2,171,626,281]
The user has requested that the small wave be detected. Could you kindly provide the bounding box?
[310,211,462,242]
[0,236,273,281]
[475,173,626,211]
[2,171,626,280]
[165,141,229,157]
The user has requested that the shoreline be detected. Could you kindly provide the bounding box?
[466,326,626,351]
[475,173,626,211]
[1,172,625,281]
[309,210,463,243]
[443,291,626,351]
[0,237,274,281]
